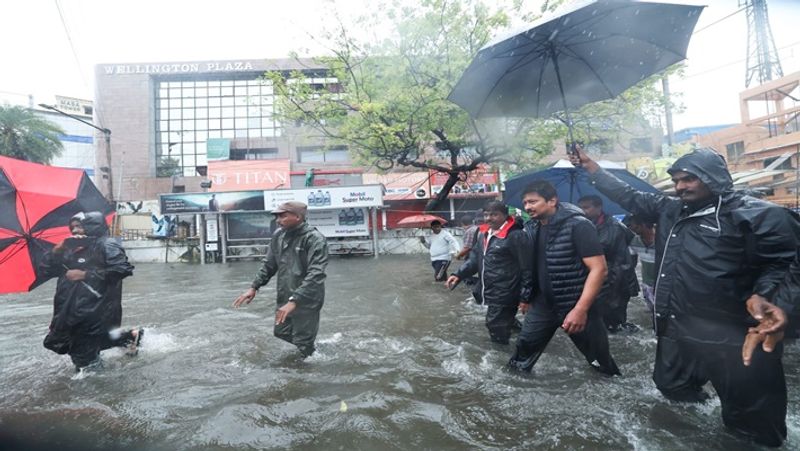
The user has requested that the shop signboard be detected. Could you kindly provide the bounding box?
[160,190,265,214]
[362,172,430,200]
[226,212,274,241]
[263,185,383,211]
[206,138,231,161]
[208,159,290,192]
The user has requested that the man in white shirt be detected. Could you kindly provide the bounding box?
[420,220,460,281]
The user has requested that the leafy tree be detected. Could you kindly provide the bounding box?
[0,105,64,164]
[268,0,677,210]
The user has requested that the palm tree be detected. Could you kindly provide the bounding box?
[0,105,64,164]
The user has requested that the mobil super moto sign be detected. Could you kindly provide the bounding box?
[264,185,383,211]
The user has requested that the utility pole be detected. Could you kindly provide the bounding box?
[742,0,783,87]
[662,76,674,148]
[39,103,114,201]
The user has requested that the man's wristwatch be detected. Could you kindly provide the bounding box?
[288,296,297,304]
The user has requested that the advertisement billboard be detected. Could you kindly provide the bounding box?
[308,208,369,237]
[264,185,383,211]
[160,190,265,214]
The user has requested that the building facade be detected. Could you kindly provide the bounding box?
[94,58,355,201]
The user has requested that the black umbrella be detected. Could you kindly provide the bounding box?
[448,0,704,145]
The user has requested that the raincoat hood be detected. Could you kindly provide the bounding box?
[667,148,734,196]
[81,211,109,237]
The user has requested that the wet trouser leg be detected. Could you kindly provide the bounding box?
[508,301,559,372]
[431,260,450,281]
[274,300,322,357]
[567,308,621,376]
[704,342,787,447]
[68,334,103,368]
[485,304,517,344]
[653,334,710,402]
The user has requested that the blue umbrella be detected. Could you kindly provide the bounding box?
[503,160,660,217]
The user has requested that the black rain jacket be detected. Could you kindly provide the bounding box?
[41,212,134,352]
[591,149,799,343]
[454,216,533,306]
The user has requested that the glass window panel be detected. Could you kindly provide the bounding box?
[235,96,248,106]
[235,117,248,129]
[263,128,275,138]
[196,154,207,165]
[209,107,221,119]
[262,84,273,95]
[221,97,234,107]
[183,155,196,167]
[160,132,169,142]
[326,149,350,162]
[208,130,221,138]
[247,117,261,129]
[222,107,234,117]
[196,87,207,97]
[207,97,220,107]
[221,86,233,96]
[235,86,248,96]
[248,85,260,96]
[208,86,220,97]
[183,109,194,120]
[159,88,169,97]
[221,80,234,86]
[207,119,220,131]
[196,130,208,140]
[221,129,235,138]
[250,127,262,138]
[169,119,181,129]
[181,81,194,88]
[235,106,248,117]
[182,131,195,141]
[159,120,169,131]
[159,99,169,108]
[170,108,182,120]
[182,119,193,129]
[182,88,194,98]
[167,81,181,88]
[234,79,247,86]
[195,97,207,107]
[222,118,234,129]
[183,98,194,108]
[274,127,282,137]
[235,129,248,138]
[196,108,208,119]
[169,87,181,97]
[248,106,260,116]
[299,149,324,163]
[169,98,181,108]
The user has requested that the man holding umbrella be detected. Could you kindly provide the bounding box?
[571,147,798,447]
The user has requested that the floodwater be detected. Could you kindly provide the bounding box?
[1,255,798,450]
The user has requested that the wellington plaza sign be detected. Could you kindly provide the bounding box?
[102,61,256,75]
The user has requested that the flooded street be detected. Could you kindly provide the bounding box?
[1,254,799,450]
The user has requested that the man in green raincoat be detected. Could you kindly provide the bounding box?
[233,201,329,357]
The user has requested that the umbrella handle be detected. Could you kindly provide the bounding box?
[550,44,576,153]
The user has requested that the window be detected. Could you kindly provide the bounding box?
[155,77,283,177]
[230,148,279,160]
[297,146,349,163]
[726,141,745,162]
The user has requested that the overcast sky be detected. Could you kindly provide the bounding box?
[1,0,799,132]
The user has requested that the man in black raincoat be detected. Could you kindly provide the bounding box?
[41,212,139,370]
[233,201,328,358]
[446,201,533,344]
[572,147,798,447]
[578,195,638,333]
[507,181,620,375]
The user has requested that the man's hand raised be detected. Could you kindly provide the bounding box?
[568,145,600,174]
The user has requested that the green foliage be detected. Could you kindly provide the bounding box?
[267,0,676,208]
[0,105,64,164]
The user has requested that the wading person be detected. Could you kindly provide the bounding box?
[446,202,533,344]
[508,181,620,376]
[623,214,657,325]
[419,220,459,282]
[572,146,798,447]
[577,195,638,334]
[232,201,328,358]
[41,212,141,371]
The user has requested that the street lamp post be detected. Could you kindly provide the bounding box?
[39,103,114,201]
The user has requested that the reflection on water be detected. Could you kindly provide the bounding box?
[1,255,798,450]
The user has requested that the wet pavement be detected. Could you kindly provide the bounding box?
[1,254,798,450]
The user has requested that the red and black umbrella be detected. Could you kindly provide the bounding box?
[0,156,114,294]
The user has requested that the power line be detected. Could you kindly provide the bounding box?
[693,6,747,34]
[685,39,800,79]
